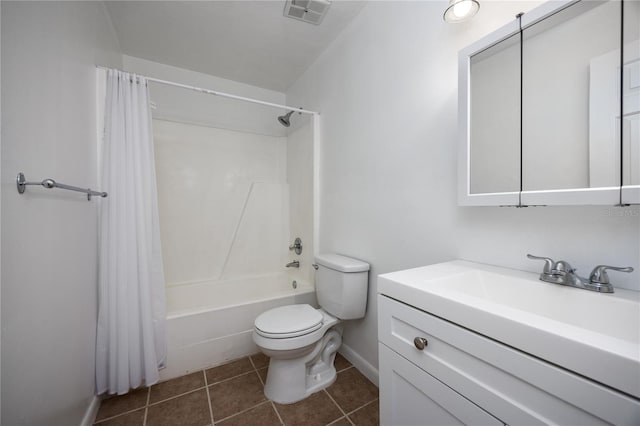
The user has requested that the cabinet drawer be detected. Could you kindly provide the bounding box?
[378,295,640,425]
[379,344,503,426]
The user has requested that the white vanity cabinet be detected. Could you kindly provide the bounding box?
[379,343,502,426]
[378,295,640,426]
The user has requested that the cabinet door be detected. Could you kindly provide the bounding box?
[379,344,502,426]
[378,295,640,425]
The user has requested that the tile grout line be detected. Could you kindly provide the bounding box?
[94,408,141,424]
[248,355,257,369]
[248,356,263,384]
[326,417,349,426]
[144,385,208,407]
[271,401,285,426]
[208,369,256,387]
[249,355,284,425]
[206,357,267,424]
[337,365,354,373]
[203,369,216,425]
[214,400,272,423]
[323,389,355,426]
[96,357,268,425]
[95,358,359,426]
[142,387,150,426]
[94,396,149,424]
[345,397,379,416]
[200,355,260,382]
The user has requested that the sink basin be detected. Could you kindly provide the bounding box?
[378,260,640,399]
[433,268,639,343]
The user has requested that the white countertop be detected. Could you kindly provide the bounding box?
[378,260,640,399]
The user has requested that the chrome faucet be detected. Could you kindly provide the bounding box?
[286,260,300,268]
[527,254,633,293]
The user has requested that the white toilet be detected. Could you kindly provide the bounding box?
[252,253,369,404]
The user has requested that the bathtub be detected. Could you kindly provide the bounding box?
[160,273,316,381]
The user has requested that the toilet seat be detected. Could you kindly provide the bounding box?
[254,304,323,339]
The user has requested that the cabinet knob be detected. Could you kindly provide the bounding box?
[413,337,428,350]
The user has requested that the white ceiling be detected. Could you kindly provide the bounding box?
[105,1,366,92]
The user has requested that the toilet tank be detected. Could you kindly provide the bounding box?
[315,254,370,320]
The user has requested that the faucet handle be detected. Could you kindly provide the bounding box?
[289,237,303,255]
[552,260,575,276]
[589,265,634,284]
[527,254,555,274]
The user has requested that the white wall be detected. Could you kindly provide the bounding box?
[1,2,121,425]
[286,0,640,374]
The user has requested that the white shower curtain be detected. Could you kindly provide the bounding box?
[96,69,167,395]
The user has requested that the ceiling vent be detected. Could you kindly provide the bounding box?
[284,0,331,25]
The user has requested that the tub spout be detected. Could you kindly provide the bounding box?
[286,260,300,268]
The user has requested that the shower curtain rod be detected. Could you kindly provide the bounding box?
[96,65,318,115]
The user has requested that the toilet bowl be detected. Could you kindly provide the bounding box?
[253,305,342,403]
[252,254,370,404]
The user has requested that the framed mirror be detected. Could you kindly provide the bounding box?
[459,0,637,206]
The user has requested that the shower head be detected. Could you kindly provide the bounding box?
[278,110,294,127]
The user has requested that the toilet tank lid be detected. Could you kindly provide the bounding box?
[315,254,370,273]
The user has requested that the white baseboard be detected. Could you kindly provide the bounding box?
[339,343,379,387]
[80,395,100,426]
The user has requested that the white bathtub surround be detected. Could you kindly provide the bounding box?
[142,59,319,382]
[153,119,289,285]
[286,115,315,284]
[160,274,316,381]
[97,69,167,395]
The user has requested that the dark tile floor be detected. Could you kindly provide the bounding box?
[94,353,379,426]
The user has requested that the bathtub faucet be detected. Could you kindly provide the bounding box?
[286,260,300,268]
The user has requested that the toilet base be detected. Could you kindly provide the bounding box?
[264,329,342,404]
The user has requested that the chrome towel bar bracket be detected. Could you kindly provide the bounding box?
[16,172,108,201]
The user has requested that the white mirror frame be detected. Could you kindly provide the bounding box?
[622,186,640,205]
[458,0,627,206]
[458,18,521,206]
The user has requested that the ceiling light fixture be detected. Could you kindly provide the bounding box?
[443,0,480,23]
